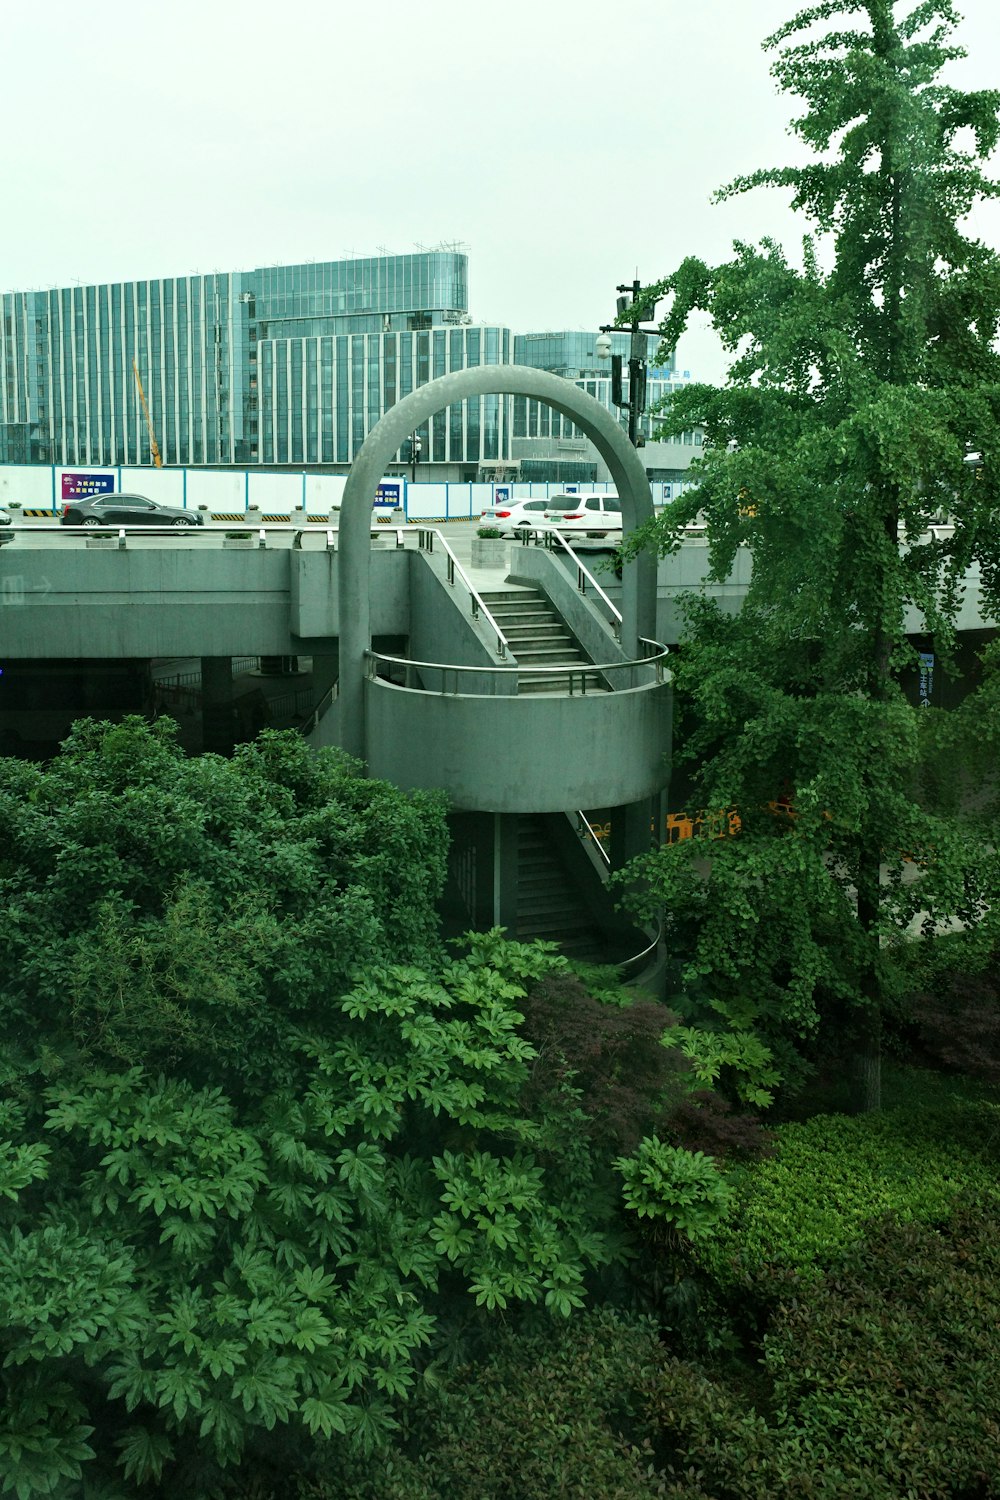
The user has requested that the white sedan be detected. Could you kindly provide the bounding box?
[478,497,552,535]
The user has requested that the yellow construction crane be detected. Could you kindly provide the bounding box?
[132,358,163,468]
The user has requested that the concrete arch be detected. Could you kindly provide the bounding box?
[339,365,657,761]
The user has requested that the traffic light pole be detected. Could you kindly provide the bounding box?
[600,278,654,449]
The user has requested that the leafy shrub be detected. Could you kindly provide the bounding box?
[663,1089,775,1165]
[296,1310,698,1500]
[0,731,631,1495]
[517,971,683,1152]
[0,720,449,1091]
[0,942,625,1496]
[697,1097,1000,1284]
[644,1202,1000,1500]
[760,1202,1000,1498]
[615,1138,733,1242]
[659,1004,783,1107]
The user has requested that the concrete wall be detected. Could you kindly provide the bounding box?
[364,676,672,813]
[407,552,514,695]
[0,546,409,658]
[290,550,409,641]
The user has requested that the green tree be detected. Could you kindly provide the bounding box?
[625,0,1000,1107]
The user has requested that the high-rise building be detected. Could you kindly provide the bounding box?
[0,251,513,475]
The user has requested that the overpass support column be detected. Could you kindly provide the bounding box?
[610,794,657,875]
[201,657,234,756]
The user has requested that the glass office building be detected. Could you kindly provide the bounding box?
[0,251,512,471]
[511,331,701,484]
[512,331,683,445]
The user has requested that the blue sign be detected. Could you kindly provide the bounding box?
[62,471,114,501]
[918,651,934,707]
[374,481,403,510]
[495,486,511,503]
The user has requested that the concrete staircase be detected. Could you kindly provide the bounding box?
[515,815,609,961]
[478,586,608,694]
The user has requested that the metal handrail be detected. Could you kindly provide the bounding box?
[531,526,623,636]
[573,809,662,979]
[366,637,668,696]
[300,680,339,736]
[415,528,511,658]
[617,916,664,981]
[576,809,611,867]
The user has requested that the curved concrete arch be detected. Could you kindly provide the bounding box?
[339,365,657,761]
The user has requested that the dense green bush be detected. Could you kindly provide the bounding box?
[645,1202,1000,1499]
[0,726,629,1497]
[293,1311,698,1500]
[0,944,625,1496]
[615,1138,733,1242]
[0,719,449,1092]
[696,1097,1000,1284]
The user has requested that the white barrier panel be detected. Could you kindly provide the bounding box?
[404,483,449,520]
[0,466,58,507]
[309,474,348,511]
[469,482,495,511]
[0,463,698,517]
[248,473,306,512]
[188,472,245,512]
[118,468,184,504]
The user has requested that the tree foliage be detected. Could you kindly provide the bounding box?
[625,0,1000,1107]
[0,725,632,1496]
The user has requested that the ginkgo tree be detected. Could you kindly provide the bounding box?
[623,0,1000,1108]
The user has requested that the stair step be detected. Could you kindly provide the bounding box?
[513,646,587,660]
[479,589,545,602]
[508,635,577,651]
[502,623,569,637]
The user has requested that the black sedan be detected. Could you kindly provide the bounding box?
[60,494,204,527]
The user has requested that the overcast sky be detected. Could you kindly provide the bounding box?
[5,0,998,382]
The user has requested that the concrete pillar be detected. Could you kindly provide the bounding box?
[493,812,522,933]
[201,657,234,756]
[610,794,655,874]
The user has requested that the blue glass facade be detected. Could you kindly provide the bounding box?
[0,251,512,469]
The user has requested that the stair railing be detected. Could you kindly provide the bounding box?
[616,917,664,982]
[366,638,669,696]
[534,527,622,639]
[418,528,510,658]
[575,810,611,867]
[299,680,339,736]
[573,809,664,980]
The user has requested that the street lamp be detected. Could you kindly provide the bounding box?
[408,434,422,483]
